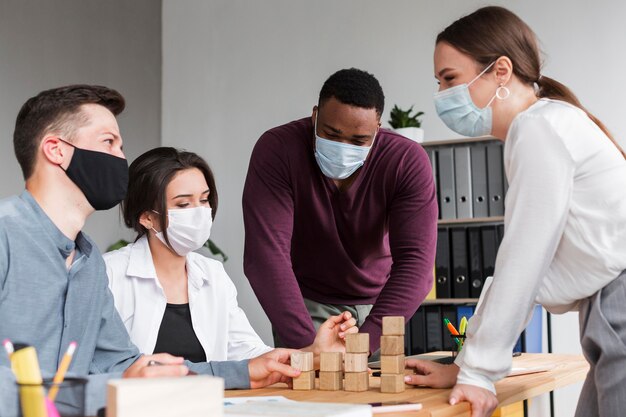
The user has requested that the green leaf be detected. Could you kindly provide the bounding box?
[203,239,229,262]
[387,104,424,128]
[106,239,130,252]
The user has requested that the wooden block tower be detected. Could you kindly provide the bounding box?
[319,352,343,391]
[291,351,315,390]
[344,333,369,392]
[380,316,406,393]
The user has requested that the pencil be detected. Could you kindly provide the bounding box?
[48,342,77,401]
[2,339,14,359]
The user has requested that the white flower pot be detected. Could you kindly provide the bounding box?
[394,127,424,143]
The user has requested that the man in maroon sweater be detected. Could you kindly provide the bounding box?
[243,68,438,353]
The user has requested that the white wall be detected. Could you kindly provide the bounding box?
[163,2,625,415]
[0,0,162,249]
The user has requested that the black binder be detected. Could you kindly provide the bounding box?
[435,228,452,298]
[496,224,505,246]
[451,227,469,298]
[425,305,443,352]
[468,226,484,298]
[481,225,498,278]
[409,307,426,355]
[441,305,458,351]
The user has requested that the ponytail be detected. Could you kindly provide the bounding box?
[537,76,626,159]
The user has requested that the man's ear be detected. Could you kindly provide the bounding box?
[41,135,71,167]
[311,105,319,125]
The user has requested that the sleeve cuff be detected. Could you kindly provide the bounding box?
[187,360,251,389]
[456,366,497,394]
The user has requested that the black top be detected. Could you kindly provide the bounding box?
[153,303,207,363]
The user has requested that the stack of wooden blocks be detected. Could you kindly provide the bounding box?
[344,333,369,392]
[291,351,315,390]
[380,316,406,393]
[319,352,343,391]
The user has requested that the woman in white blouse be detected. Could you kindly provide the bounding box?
[404,6,626,417]
[105,147,357,365]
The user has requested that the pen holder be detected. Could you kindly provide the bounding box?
[17,377,87,417]
[450,334,466,358]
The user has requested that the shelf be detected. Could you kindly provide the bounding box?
[438,216,504,225]
[422,136,501,147]
[422,298,479,305]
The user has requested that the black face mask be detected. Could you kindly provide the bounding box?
[61,141,129,211]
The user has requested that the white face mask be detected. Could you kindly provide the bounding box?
[313,113,377,180]
[433,61,510,137]
[152,206,213,256]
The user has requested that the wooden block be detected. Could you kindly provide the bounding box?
[291,351,314,371]
[292,370,316,390]
[319,371,343,391]
[492,401,525,417]
[320,352,343,372]
[382,316,405,335]
[344,353,368,373]
[380,335,404,355]
[344,371,369,392]
[380,373,406,393]
[381,354,405,374]
[107,376,223,417]
[345,333,369,353]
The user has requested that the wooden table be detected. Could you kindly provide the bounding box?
[225,353,589,417]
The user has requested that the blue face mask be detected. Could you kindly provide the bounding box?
[313,114,377,180]
[434,61,507,137]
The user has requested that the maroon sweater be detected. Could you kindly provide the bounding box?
[243,117,438,352]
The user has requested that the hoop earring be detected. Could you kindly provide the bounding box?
[496,84,510,100]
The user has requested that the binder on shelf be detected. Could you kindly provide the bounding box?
[496,224,505,246]
[467,226,484,298]
[523,305,543,353]
[481,225,498,278]
[454,146,473,219]
[487,142,505,216]
[451,227,470,298]
[435,228,452,298]
[470,143,489,218]
[437,147,456,219]
[456,305,475,326]
[441,305,458,351]
[409,307,426,355]
[425,305,443,352]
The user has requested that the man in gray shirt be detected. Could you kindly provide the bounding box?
[0,85,300,416]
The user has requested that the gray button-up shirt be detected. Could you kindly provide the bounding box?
[0,191,249,416]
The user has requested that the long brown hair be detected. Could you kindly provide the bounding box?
[437,6,625,158]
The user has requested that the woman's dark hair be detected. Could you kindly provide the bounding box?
[123,147,218,245]
[437,6,625,158]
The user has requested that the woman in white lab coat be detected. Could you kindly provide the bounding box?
[105,147,357,365]
[404,6,626,417]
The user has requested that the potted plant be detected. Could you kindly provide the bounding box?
[388,104,425,142]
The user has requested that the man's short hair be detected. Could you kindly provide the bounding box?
[318,68,385,117]
[13,84,126,179]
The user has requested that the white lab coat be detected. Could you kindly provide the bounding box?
[103,236,272,361]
